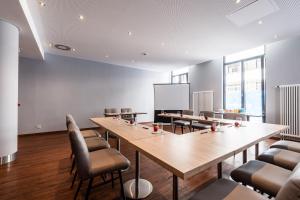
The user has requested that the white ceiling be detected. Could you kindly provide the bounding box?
[0,0,44,59]
[2,0,300,71]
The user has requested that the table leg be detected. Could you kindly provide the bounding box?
[171,117,174,133]
[243,149,247,164]
[217,162,222,179]
[124,151,153,199]
[173,174,178,200]
[117,138,121,151]
[255,143,259,159]
[134,114,137,122]
[105,131,109,141]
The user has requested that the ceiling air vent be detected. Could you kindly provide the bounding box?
[54,44,71,51]
[226,0,279,27]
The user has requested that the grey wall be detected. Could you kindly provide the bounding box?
[265,36,300,124]
[189,58,223,110]
[19,54,168,134]
[189,35,300,124]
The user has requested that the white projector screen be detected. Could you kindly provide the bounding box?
[154,83,190,110]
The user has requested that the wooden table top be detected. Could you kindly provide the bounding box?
[130,122,288,179]
[90,117,167,142]
[105,112,147,116]
[91,117,288,180]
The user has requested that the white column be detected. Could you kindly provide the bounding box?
[0,20,19,165]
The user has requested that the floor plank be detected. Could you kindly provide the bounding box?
[0,125,275,200]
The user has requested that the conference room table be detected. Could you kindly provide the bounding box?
[90,117,288,200]
[105,112,147,121]
[158,112,233,132]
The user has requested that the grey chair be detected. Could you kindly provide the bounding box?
[173,110,193,134]
[270,140,300,153]
[69,128,130,200]
[66,114,99,138]
[191,111,214,131]
[121,108,134,121]
[104,108,119,117]
[189,165,300,200]
[231,160,295,197]
[66,115,110,178]
[258,148,300,170]
[223,113,247,121]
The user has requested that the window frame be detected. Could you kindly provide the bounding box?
[223,55,266,122]
[171,72,189,84]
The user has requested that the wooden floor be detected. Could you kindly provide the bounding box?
[0,126,276,200]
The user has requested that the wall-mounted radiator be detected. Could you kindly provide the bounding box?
[279,84,300,140]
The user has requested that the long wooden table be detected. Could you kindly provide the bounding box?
[90,117,288,200]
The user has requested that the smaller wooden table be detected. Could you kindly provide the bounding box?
[105,112,147,121]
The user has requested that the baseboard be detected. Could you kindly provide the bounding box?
[18,127,100,136]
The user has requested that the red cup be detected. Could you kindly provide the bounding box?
[153,124,159,132]
[211,123,216,132]
[130,119,134,124]
[205,116,208,120]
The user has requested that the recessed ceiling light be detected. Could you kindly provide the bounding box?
[105,55,109,58]
[79,15,85,21]
[258,20,263,25]
[236,0,241,4]
[48,43,53,47]
[72,48,76,52]
[128,31,132,36]
[39,1,46,7]
[54,44,71,51]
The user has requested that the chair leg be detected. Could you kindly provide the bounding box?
[70,152,73,159]
[188,126,191,132]
[85,178,93,200]
[74,179,83,200]
[181,126,184,134]
[70,158,75,174]
[192,127,194,132]
[71,170,77,188]
[174,125,176,133]
[118,170,126,200]
[111,172,114,188]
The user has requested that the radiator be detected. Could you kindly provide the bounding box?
[279,84,300,140]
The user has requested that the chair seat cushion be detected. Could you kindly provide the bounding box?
[174,120,190,126]
[85,137,110,152]
[89,148,130,176]
[189,179,267,200]
[81,130,99,138]
[191,122,210,129]
[231,160,292,197]
[270,140,300,153]
[258,148,300,170]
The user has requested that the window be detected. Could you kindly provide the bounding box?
[223,46,265,122]
[171,67,189,83]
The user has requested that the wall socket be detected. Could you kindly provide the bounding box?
[36,124,42,129]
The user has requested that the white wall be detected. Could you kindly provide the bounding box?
[18,54,168,134]
[0,21,19,157]
[189,35,300,124]
[189,58,223,110]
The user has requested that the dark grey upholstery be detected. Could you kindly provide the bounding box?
[258,148,300,170]
[270,140,300,153]
[69,128,130,199]
[231,160,292,197]
[104,108,119,117]
[189,179,267,200]
[174,110,193,134]
[276,163,300,200]
[121,108,134,121]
